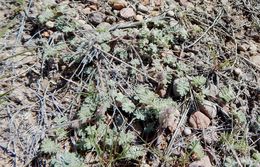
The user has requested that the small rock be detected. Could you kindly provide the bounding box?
[184,127,192,135]
[85,0,97,4]
[249,42,258,56]
[155,0,163,6]
[237,43,249,52]
[249,31,260,43]
[0,10,6,20]
[22,34,32,42]
[78,20,93,30]
[120,7,136,19]
[189,111,211,129]
[106,16,117,23]
[43,0,57,6]
[186,2,195,9]
[170,19,178,27]
[96,22,111,30]
[159,107,180,132]
[111,0,127,10]
[233,68,243,77]
[150,10,159,16]
[166,10,175,17]
[173,45,181,51]
[221,0,228,4]
[137,4,149,13]
[141,0,150,5]
[88,12,105,25]
[113,9,120,15]
[178,0,188,6]
[250,55,260,66]
[135,14,143,21]
[77,19,86,25]
[189,156,212,167]
[45,21,55,28]
[157,88,167,97]
[42,31,50,37]
[89,5,98,11]
[199,100,217,119]
[82,7,91,15]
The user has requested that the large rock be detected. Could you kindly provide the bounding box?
[189,111,211,129]
[199,100,217,119]
[88,12,105,25]
[120,8,136,19]
[159,107,180,132]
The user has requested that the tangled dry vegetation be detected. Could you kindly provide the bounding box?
[0,0,260,166]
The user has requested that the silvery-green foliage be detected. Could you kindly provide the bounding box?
[96,31,112,43]
[55,16,79,33]
[253,152,260,162]
[134,85,159,107]
[162,53,177,64]
[41,138,60,154]
[188,140,205,159]
[219,86,235,102]
[51,152,84,167]
[233,110,247,124]
[124,146,146,159]
[176,78,190,96]
[176,62,190,76]
[112,29,127,37]
[118,131,136,145]
[114,46,128,59]
[78,91,98,121]
[100,43,111,52]
[38,8,54,23]
[224,156,238,167]
[115,92,135,113]
[191,76,207,87]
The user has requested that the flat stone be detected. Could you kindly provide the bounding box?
[120,8,136,19]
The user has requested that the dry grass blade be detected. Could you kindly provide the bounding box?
[185,9,224,49]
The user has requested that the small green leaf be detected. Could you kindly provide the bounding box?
[100,43,111,52]
[219,86,235,102]
[134,110,146,120]
[191,76,206,87]
[233,110,247,124]
[124,146,145,159]
[116,92,135,113]
[253,152,260,162]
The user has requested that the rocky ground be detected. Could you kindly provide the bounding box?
[0,0,259,166]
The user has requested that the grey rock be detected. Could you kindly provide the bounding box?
[137,4,149,13]
[88,12,105,25]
